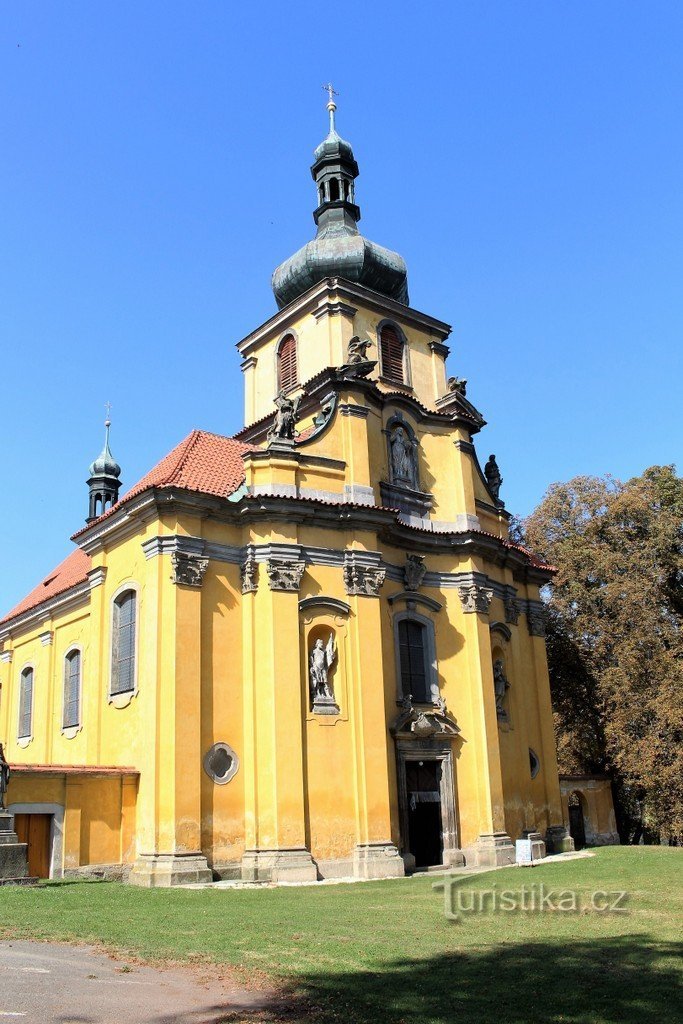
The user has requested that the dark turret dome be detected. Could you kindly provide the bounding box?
[272,97,409,310]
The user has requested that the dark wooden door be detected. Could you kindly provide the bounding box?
[405,760,443,868]
[568,803,586,851]
[15,814,52,878]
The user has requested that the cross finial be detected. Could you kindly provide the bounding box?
[322,83,338,133]
[104,401,112,427]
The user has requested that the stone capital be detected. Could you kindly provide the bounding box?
[266,558,306,592]
[457,583,493,615]
[343,562,386,597]
[170,552,210,587]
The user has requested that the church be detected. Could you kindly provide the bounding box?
[0,97,574,885]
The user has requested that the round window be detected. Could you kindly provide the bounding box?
[203,742,239,785]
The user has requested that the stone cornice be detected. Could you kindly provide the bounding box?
[0,581,91,644]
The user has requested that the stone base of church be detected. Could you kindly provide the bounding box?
[0,812,30,881]
[522,829,547,861]
[128,853,213,887]
[464,831,516,867]
[352,841,405,879]
[241,848,318,883]
[545,825,575,854]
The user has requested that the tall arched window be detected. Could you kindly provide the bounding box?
[277,334,298,392]
[111,590,136,696]
[380,323,405,385]
[63,649,81,730]
[398,619,431,703]
[18,667,34,740]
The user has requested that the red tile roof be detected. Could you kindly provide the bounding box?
[72,430,256,539]
[1,548,91,625]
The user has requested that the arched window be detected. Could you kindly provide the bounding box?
[63,650,81,730]
[380,323,405,384]
[111,590,136,696]
[18,667,34,740]
[398,619,431,703]
[277,334,298,392]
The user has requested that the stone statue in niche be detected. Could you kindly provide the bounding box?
[309,634,339,715]
[0,744,10,811]
[268,390,301,444]
[390,426,418,489]
[493,659,510,721]
[484,454,503,502]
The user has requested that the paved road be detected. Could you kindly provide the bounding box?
[0,941,274,1023]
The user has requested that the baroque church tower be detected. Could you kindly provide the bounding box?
[0,98,574,885]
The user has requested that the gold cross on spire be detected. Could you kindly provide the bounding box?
[322,83,338,131]
[322,83,338,104]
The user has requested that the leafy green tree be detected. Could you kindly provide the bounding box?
[522,466,683,842]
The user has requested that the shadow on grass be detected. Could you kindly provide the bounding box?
[239,935,681,1024]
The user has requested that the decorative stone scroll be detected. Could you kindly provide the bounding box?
[171,552,209,587]
[404,554,426,592]
[504,588,520,625]
[240,552,258,594]
[457,583,493,615]
[266,558,306,592]
[527,605,548,637]
[343,564,386,597]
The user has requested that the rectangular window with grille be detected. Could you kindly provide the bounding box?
[398,619,430,703]
[112,591,136,695]
[63,650,81,729]
[18,668,33,739]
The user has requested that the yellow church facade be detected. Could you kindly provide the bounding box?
[0,101,574,884]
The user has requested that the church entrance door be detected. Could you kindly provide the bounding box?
[405,759,443,868]
[15,813,52,878]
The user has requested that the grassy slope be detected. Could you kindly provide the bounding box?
[0,847,681,1023]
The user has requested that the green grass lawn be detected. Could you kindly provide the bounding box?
[0,847,681,1023]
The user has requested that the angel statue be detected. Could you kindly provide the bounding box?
[493,659,510,720]
[309,634,337,705]
[347,336,373,364]
[267,389,301,443]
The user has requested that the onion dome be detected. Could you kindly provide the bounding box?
[272,91,409,310]
[86,413,122,523]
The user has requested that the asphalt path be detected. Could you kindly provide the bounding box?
[0,941,275,1023]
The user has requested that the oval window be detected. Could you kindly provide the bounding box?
[203,742,240,785]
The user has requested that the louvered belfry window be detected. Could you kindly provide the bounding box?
[380,324,405,384]
[63,650,81,730]
[112,591,136,695]
[18,667,33,739]
[398,620,430,703]
[278,334,298,392]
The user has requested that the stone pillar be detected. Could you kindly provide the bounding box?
[344,550,404,879]
[130,549,212,886]
[0,812,29,881]
[240,549,317,883]
[456,581,515,867]
[525,599,574,855]
[63,779,83,872]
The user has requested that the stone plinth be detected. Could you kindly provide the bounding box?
[522,829,547,861]
[546,825,575,855]
[129,852,212,887]
[0,812,30,881]
[464,831,516,867]
[353,841,405,879]
[241,848,318,883]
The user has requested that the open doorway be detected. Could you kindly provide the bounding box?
[405,759,444,868]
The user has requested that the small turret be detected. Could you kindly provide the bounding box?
[86,409,121,522]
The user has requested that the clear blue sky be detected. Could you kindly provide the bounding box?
[1,2,682,613]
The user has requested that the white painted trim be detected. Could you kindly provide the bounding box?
[9,802,65,879]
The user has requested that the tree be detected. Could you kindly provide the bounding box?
[522,466,683,842]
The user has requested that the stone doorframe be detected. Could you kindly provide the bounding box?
[395,739,463,868]
[8,802,64,879]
